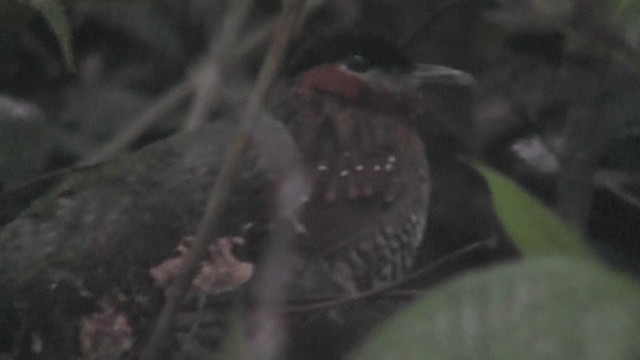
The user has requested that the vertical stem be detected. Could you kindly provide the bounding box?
[140,1,307,358]
[556,60,610,230]
[556,0,613,230]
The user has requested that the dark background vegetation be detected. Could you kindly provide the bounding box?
[0,0,639,359]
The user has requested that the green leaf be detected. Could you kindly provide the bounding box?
[28,0,74,71]
[474,163,595,259]
[352,257,640,360]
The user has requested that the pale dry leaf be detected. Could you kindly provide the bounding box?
[193,236,254,294]
[79,301,133,360]
[148,236,193,288]
[149,236,254,295]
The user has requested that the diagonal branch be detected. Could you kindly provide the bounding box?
[140,1,307,358]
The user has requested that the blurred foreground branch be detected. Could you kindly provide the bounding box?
[83,11,280,165]
[141,0,307,358]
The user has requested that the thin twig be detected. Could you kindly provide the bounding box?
[220,4,310,359]
[555,95,605,229]
[593,170,640,209]
[82,79,192,165]
[553,1,611,228]
[235,20,277,58]
[140,0,306,358]
[285,238,496,313]
[182,17,278,132]
[399,0,471,49]
[555,68,612,229]
[140,0,255,356]
[249,1,306,108]
[183,0,254,132]
[247,219,299,360]
[83,13,275,161]
[182,62,223,132]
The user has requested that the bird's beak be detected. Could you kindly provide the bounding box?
[409,64,475,87]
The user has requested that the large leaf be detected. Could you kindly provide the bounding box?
[352,257,640,360]
[28,0,74,70]
[475,164,595,259]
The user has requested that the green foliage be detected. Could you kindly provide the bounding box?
[353,166,640,359]
[475,164,595,259]
[352,257,640,360]
[27,0,75,70]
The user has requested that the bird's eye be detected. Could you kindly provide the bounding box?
[345,54,372,73]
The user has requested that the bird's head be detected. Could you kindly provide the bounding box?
[285,32,474,116]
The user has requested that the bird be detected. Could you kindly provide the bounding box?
[269,32,474,294]
[0,32,477,359]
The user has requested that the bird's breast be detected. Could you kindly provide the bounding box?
[278,93,429,254]
[271,90,430,292]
